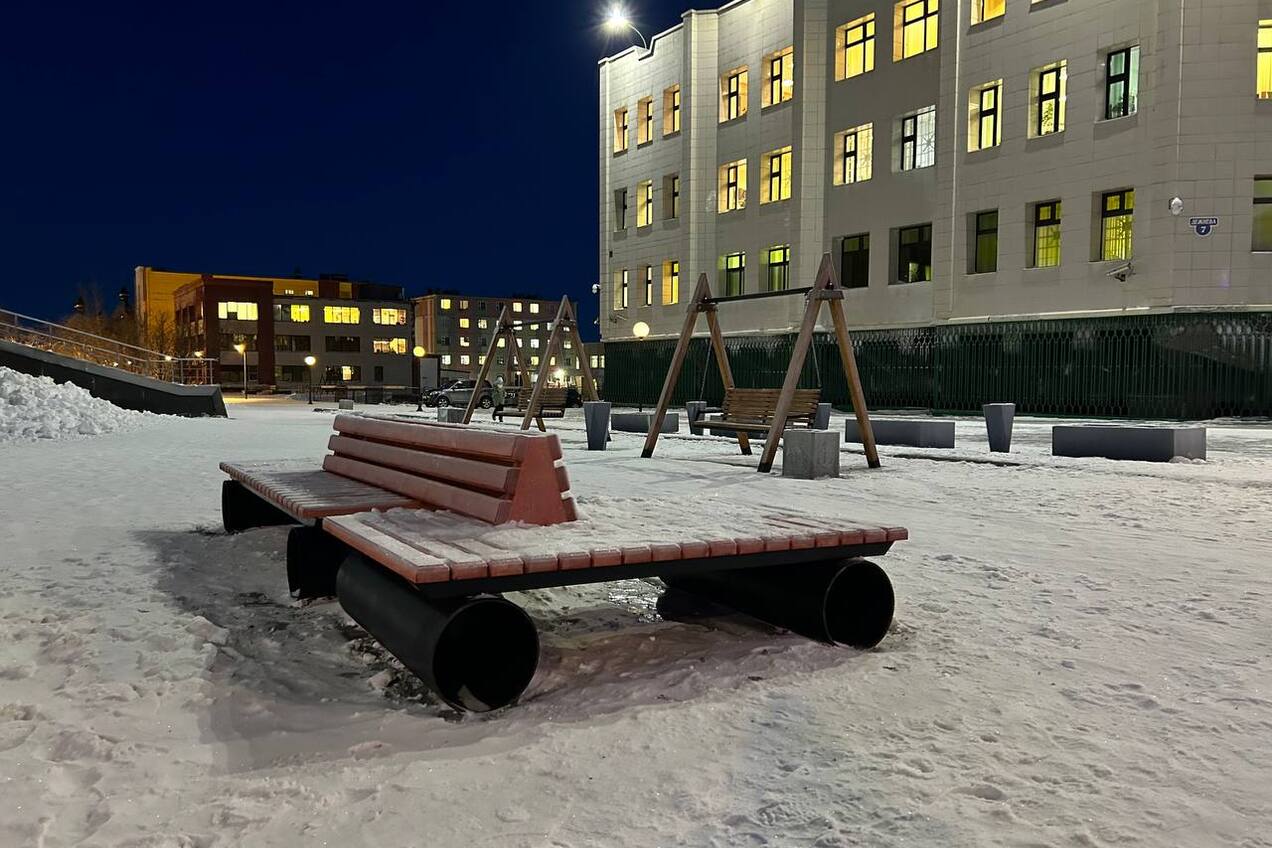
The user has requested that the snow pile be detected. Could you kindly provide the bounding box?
[0,366,152,442]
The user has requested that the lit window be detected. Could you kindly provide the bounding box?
[217,301,259,321]
[478,318,488,328]
[459,317,470,328]
[644,265,654,305]
[720,67,749,122]
[762,47,794,107]
[897,224,933,283]
[637,180,654,227]
[1032,201,1062,268]
[663,84,681,134]
[1254,178,1272,250]
[973,211,998,273]
[497,338,506,348]
[513,302,523,313]
[614,188,628,230]
[663,174,680,219]
[290,304,310,322]
[971,0,1004,25]
[322,305,361,324]
[895,0,939,61]
[718,159,748,212]
[529,323,539,331]
[899,107,936,170]
[460,354,470,366]
[341,365,356,382]
[564,340,572,349]
[530,355,540,366]
[834,124,873,185]
[836,14,876,80]
[841,234,870,288]
[530,338,540,349]
[373,338,408,354]
[1258,21,1272,99]
[590,355,600,368]
[372,307,406,325]
[530,303,540,314]
[1105,46,1140,120]
[459,299,468,309]
[968,80,1003,151]
[723,252,745,296]
[662,260,680,305]
[766,245,791,291]
[614,107,629,152]
[441,354,452,365]
[615,269,629,309]
[439,298,451,310]
[761,147,793,204]
[549,356,556,366]
[1100,189,1134,261]
[637,96,654,145]
[1031,61,1067,137]
[479,355,487,365]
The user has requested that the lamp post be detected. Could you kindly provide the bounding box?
[605,5,649,50]
[233,342,247,399]
[413,345,427,412]
[304,355,317,404]
[632,321,650,411]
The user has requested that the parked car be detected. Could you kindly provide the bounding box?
[423,379,494,408]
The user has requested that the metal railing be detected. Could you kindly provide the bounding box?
[0,308,214,385]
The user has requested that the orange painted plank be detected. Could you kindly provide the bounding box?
[327,435,518,495]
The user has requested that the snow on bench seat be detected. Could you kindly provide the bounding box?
[323,496,908,586]
[220,460,419,520]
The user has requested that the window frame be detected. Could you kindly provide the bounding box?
[637,96,654,145]
[721,68,748,122]
[838,13,876,80]
[644,264,654,305]
[763,147,793,204]
[766,245,791,292]
[841,233,870,288]
[1105,46,1140,120]
[896,223,933,284]
[971,0,1004,26]
[900,107,935,171]
[973,210,999,274]
[1251,177,1272,251]
[614,107,629,153]
[1032,200,1062,268]
[1100,188,1135,261]
[724,252,746,296]
[897,0,939,61]
[664,84,682,134]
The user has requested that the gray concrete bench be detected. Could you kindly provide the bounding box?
[613,411,679,434]
[846,418,955,449]
[1052,426,1206,462]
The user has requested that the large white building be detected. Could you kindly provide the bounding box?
[597,0,1272,416]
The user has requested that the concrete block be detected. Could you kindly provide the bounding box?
[338,399,355,410]
[612,412,679,434]
[983,403,1015,452]
[782,429,840,479]
[1052,426,1206,462]
[814,402,832,430]
[846,418,955,448]
[583,401,611,450]
[437,406,467,424]
[686,401,709,434]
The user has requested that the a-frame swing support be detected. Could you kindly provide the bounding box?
[641,252,881,473]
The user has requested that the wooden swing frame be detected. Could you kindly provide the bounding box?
[641,252,881,473]
[461,297,600,430]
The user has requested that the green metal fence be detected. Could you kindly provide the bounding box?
[602,312,1272,419]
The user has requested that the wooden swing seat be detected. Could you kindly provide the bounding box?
[713,388,821,433]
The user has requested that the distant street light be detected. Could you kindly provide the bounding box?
[413,345,427,412]
[304,355,317,404]
[605,4,648,50]
[233,342,247,399]
[632,320,651,340]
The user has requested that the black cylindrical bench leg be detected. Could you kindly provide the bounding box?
[286,525,345,599]
[221,480,298,534]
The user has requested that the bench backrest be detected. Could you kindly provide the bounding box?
[722,388,821,425]
[515,387,569,411]
[322,415,576,526]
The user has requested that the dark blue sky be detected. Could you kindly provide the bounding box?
[0,0,695,338]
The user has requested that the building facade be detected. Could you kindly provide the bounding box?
[597,0,1272,415]
[164,271,414,390]
[412,294,587,386]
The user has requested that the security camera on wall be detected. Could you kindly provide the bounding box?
[1106,262,1133,282]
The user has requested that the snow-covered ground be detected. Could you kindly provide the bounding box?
[1,399,1269,847]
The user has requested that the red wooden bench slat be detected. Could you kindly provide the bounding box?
[327,434,519,495]
[334,414,529,462]
[323,455,511,525]
[324,514,451,584]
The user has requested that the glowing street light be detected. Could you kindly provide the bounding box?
[605,4,648,50]
[304,355,317,404]
[413,345,427,412]
[632,320,651,340]
[233,342,248,399]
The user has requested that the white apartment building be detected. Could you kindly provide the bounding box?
[598,0,1272,344]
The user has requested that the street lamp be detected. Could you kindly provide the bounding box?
[233,342,247,399]
[605,4,648,50]
[304,355,317,404]
[413,345,427,412]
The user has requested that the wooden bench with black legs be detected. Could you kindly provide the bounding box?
[221,416,907,713]
[494,386,569,423]
[699,388,821,452]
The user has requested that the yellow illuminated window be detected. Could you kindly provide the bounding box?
[323,305,360,324]
[513,302,523,313]
[459,336,470,347]
[663,85,681,134]
[372,338,407,354]
[1100,189,1134,261]
[968,80,1003,151]
[637,180,654,227]
[833,124,873,185]
[564,339,572,349]
[341,365,354,381]
[1033,201,1061,268]
[590,355,599,367]
[637,97,654,145]
[614,107,629,152]
[662,260,680,305]
[720,67,749,122]
[761,147,793,204]
[836,14,876,80]
[1031,61,1067,137]
[459,317,470,328]
[718,159,748,212]
[478,318,488,328]
[217,301,259,321]
[460,354,470,366]
[372,307,406,325]
[1259,20,1272,99]
[762,47,794,107]
[530,338,540,349]
[439,298,452,309]
[971,0,1003,25]
[290,304,310,322]
[459,299,468,309]
[441,354,452,365]
[530,355,540,366]
[497,338,506,348]
[530,303,540,314]
[895,0,938,61]
[530,323,539,330]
